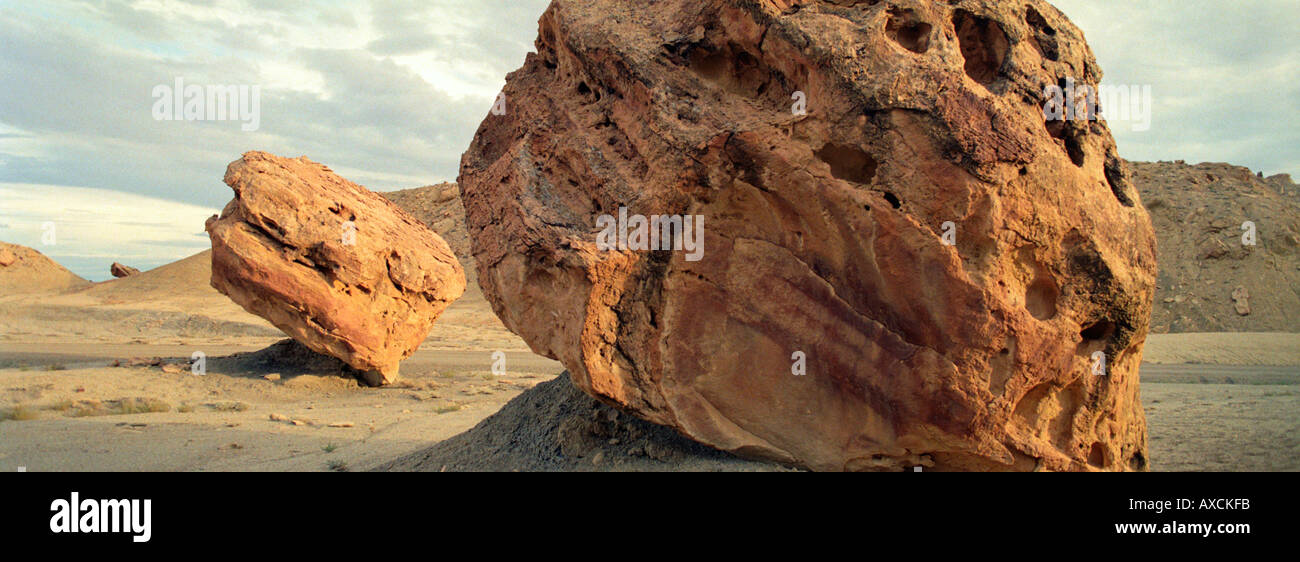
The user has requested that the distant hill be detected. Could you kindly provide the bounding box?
[381,182,472,265]
[380,169,1300,335]
[381,183,522,349]
[77,250,249,310]
[0,188,524,349]
[0,246,280,342]
[5,161,1295,345]
[1130,161,1300,333]
[0,241,91,295]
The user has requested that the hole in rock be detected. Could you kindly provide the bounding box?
[815,143,878,185]
[1046,120,1086,167]
[1080,321,1115,342]
[989,338,1016,397]
[691,49,728,81]
[1066,238,1114,288]
[1063,134,1085,167]
[953,9,1009,86]
[688,42,783,101]
[883,191,901,209]
[1088,443,1107,468]
[1017,247,1058,320]
[1013,382,1052,425]
[1104,154,1136,207]
[576,81,600,102]
[1129,451,1147,471]
[1025,276,1058,320]
[886,9,933,54]
[1025,5,1059,61]
[1025,6,1056,36]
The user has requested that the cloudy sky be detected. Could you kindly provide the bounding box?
[0,0,1296,280]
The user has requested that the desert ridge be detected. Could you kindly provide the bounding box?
[0,241,90,295]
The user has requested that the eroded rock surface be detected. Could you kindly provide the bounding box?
[206,152,466,385]
[460,0,1155,471]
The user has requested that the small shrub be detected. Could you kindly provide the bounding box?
[208,401,249,412]
[67,398,171,417]
[115,398,171,415]
[47,400,76,412]
[2,404,40,421]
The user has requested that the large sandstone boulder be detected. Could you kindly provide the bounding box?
[206,152,466,386]
[460,0,1156,470]
[110,262,141,278]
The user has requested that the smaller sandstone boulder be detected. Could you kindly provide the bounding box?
[1198,238,1231,261]
[1231,286,1251,316]
[205,152,466,385]
[110,262,141,278]
[0,248,15,267]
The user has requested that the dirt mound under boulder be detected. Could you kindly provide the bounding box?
[377,372,792,472]
[207,339,366,381]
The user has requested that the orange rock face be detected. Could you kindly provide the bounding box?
[460,0,1156,470]
[207,152,466,385]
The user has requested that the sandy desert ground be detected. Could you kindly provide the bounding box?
[1,246,1297,472]
[0,342,562,472]
[0,334,1295,472]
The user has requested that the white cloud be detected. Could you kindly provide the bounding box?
[256,59,328,95]
[0,0,545,210]
[0,0,1295,279]
[0,183,217,280]
[0,123,46,160]
[1052,0,1300,177]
